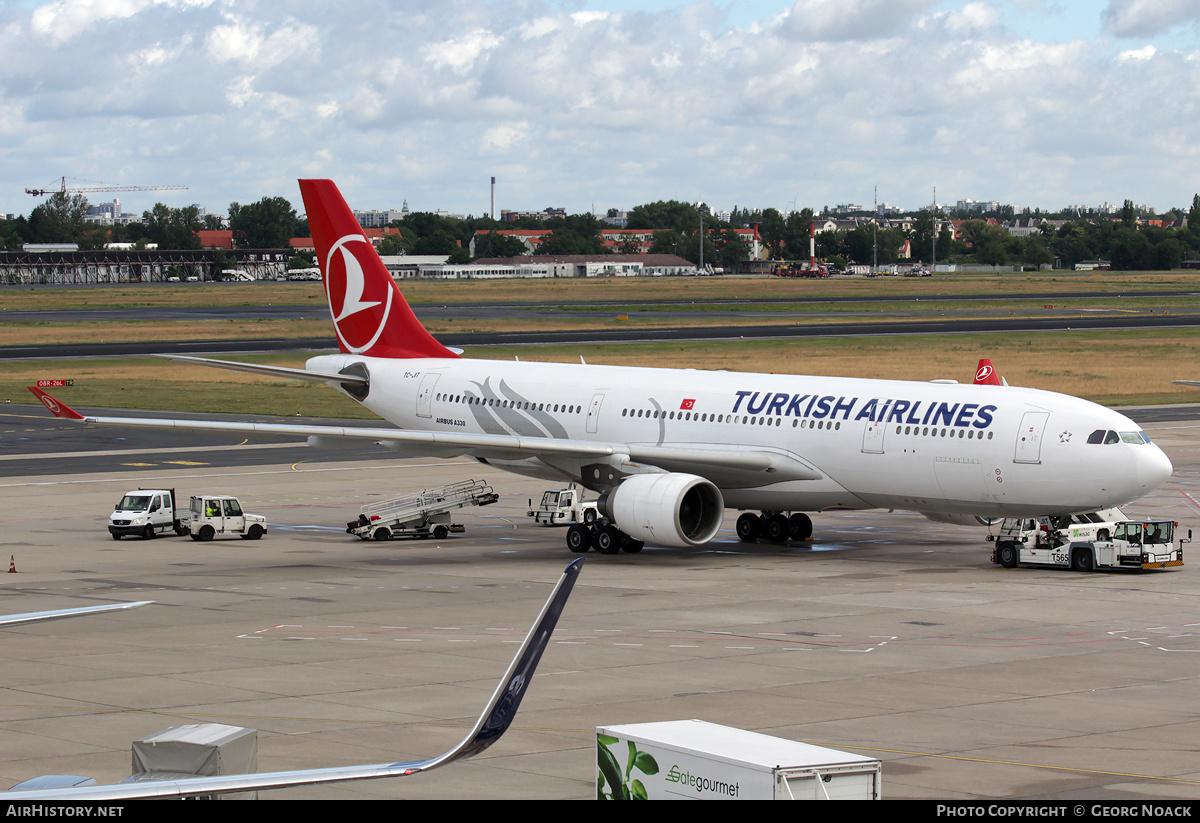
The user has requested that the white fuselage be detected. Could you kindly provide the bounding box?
[308,353,1173,518]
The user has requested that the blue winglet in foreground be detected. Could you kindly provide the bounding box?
[3,559,584,800]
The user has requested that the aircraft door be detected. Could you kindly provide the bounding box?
[1014,411,1050,464]
[586,393,604,434]
[861,401,889,453]
[416,372,441,419]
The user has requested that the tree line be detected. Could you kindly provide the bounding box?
[4,192,1200,271]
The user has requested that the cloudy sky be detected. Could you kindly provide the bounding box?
[0,0,1197,220]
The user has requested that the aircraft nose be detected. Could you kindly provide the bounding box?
[1137,446,1173,491]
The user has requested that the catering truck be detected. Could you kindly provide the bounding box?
[597,720,881,800]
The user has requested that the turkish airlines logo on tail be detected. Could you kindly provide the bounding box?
[976,364,993,382]
[38,394,61,415]
[325,234,394,354]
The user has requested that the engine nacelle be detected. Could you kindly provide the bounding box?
[599,473,724,548]
[920,512,997,527]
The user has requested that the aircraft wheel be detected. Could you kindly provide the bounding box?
[622,539,644,554]
[996,541,1019,568]
[373,527,391,541]
[1097,529,1110,542]
[433,525,449,540]
[583,508,597,526]
[142,525,154,540]
[736,513,760,542]
[766,514,790,543]
[595,526,621,554]
[566,524,591,553]
[1072,547,1095,572]
[198,525,215,542]
[789,513,813,540]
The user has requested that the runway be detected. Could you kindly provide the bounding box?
[1,407,1199,799]
[4,288,1200,359]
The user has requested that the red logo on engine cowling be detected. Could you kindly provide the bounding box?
[324,234,394,354]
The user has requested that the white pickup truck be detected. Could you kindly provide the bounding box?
[109,489,187,540]
[187,495,268,542]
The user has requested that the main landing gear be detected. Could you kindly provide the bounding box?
[565,522,645,555]
[736,511,813,544]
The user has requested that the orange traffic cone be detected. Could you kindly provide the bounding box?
[8,555,15,573]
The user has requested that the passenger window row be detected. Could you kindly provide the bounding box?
[895,425,995,440]
[436,392,580,414]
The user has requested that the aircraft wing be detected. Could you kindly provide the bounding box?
[0,601,152,629]
[1,559,583,800]
[1173,380,1200,387]
[28,388,823,482]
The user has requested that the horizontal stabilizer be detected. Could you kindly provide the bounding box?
[158,355,367,388]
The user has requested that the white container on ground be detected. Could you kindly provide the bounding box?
[597,719,881,800]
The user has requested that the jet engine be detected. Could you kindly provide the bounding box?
[920,512,998,527]
[599,473,724,548]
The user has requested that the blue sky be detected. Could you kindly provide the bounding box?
[1,1,1198,219]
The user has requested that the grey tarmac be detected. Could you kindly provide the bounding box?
[0,410,1199,799]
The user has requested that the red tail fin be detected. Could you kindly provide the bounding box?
[974,358,1002,386]
[299,179,458,360]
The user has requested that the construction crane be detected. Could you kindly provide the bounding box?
[25,177,187,197]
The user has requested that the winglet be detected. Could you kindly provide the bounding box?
[973,359,1003,386]
[28,387,85,420]
[429,556,584,766]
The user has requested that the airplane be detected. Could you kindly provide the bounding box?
[2,559,581,799]
[28,178,1174,554]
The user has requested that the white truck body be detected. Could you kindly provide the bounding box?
[109,489,186,540]
[188,495,267,542]
[597,720,881,801]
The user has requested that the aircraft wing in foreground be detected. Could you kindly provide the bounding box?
[0,600,152,629]
[2,559,582,800]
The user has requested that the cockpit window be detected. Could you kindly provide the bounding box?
[1119,431,1146,445]
[1104,430,1121,444]
[1088,430,1106,444]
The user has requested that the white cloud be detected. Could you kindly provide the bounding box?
[1,1,1199,218]
[779,0,939,41]
[422,29,502,74]
[30,0,214,45]
[1104,0,1200,38]
[1118,44,1157,61]
[206,14,319,69]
